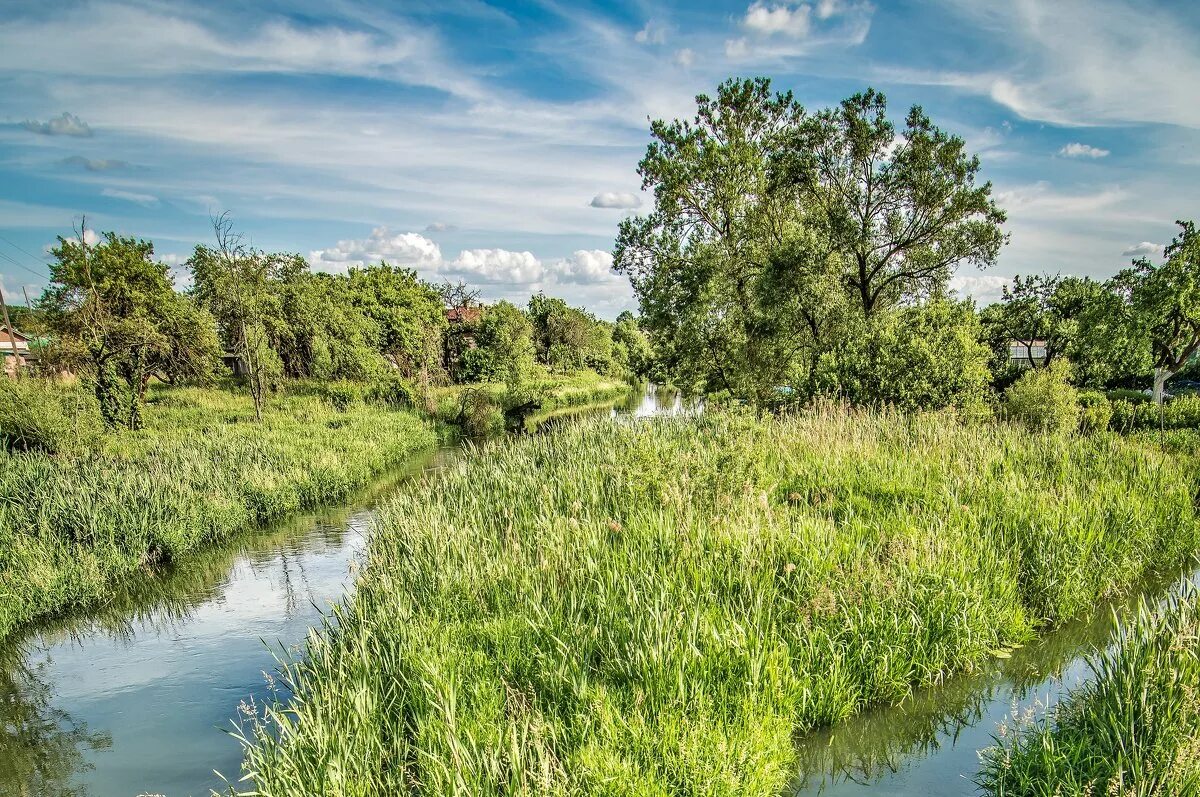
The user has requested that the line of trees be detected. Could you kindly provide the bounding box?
[616,78,1199,410]
[30,219,655,428]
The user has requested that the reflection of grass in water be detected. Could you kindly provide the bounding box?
[788,563,1195,790]
[0,448,453,797]
[235,409,1200,795]
[0,644,111,797]
[979,581,1200,795]
[0,384,442,642]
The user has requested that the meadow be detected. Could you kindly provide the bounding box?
[235,407,1200,795]
[978,583,1200,795]
[0,381,440,642]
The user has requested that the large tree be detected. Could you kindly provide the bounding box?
[42,227,219,428]
[775,89,1007,318]
[614,77,811,405]
[1117,220,1200,404]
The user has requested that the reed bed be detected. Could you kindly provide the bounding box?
[236,408,1200,796]
[978,583,1200,795]
[0,385,438,641]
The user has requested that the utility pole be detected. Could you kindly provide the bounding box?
[0,281,20,376]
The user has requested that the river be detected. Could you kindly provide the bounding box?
[0,386,1188,796]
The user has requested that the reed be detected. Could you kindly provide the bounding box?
[978,583,1200,795]
[235,407,1200,795]
[0,383,439,641]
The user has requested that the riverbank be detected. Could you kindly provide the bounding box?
[0,383,441,642]
[978,583,1200,795]
[236,408,1200,795]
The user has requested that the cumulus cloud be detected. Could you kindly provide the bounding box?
[309,227,442,272]
[448,248,543,284]
[551,250,618,284]
[60,155,130,171]
[1059,142,1110,159]
[1122,241,1164,259]
[949,273,1009,306]
[743,2,813,37]
[101,187,158,205]
[21,111,92,136]
[726,0,873,59]
[590,191,641,209]
[673,48,695,67]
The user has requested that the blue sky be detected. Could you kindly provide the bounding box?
[1,0,1198,318]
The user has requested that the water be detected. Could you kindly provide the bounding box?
[0,387,1186,796]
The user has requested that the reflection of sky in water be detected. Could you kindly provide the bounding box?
[789,568,1200,796]
[0,452,449,797]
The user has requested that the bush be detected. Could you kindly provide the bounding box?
[1106,388,1150,404]
[1004,361,1080,434]
[1107,394,1200,432]
[0,379,102,453]
[1077,391,1113,435]
[1164,394,1200,428]
[322,382,362,412]
[365,374,416,409]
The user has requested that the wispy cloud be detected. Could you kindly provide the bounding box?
[60,155,131,171]
[101,187,158,205]
[590,192,640,209]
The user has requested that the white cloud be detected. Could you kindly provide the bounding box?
[634,20,666,45]
[1059,142,1109,159]
[590,191,641,209]
[21,111,92,136]
[101,187,158,205]
[994,181,1127,219]
[1122,241,1164,259]
[673,48,695,68]
[949,273,1009,306]
[743,2,813,37]
[423,222,457,233]
[448,248,543,284]
[308,227,442,273]
[551,249,618,284]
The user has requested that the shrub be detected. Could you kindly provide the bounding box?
[1004,361,1080,434]
[322,382,361,412]
[1105,388,1150,404]
[1077,391,1113,435]
[1109,399,1137,432]
[0,379,103,453]
[365,374,416,409]
[1165,394,1200,428]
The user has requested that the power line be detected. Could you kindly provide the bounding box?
[0,232,53,266]
[0,248,50,282]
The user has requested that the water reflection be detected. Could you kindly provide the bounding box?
[0,449,452,797]
[524,383,702,432]
[789,566,1200,795]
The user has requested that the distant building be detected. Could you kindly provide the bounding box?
[1007,339,1048,368]
[0,325,33,376]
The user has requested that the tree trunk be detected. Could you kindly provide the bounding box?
[1152,366,1171,406]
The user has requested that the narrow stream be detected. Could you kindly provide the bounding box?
[0,386,1187,796]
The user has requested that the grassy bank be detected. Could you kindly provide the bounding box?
[978,584,1200,795]
[0,383,439,642]
[235,408,1200,795]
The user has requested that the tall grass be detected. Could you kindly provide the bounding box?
[0,382,439,641]
[978,583,1200,795]
[235,408,1200,795]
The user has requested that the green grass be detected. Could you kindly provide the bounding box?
[978,583,1200,795]
[0,382,440,642]
[432,369,632,417]
[234,407,1200,796]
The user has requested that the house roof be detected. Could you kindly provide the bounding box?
[446,306,482,324]
[0,325,30,343]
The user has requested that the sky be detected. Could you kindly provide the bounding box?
[1,0,1198,318]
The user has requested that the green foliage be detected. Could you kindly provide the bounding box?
[1077,391,1113,435]
[364,374,417,409]
[1109,394,1200,432]
[847,299,991,411]
[1004,360,1080,434]
[236,410,1199,795]
[615,78,1006,410]
[978,585,1200,795]
[0,384,438,641]
[41,230,221,428]
[321,382,362,412]
[463,301,536,388]
[0,379,103,454]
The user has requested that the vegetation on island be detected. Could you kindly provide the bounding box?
[235,409,1200,795]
